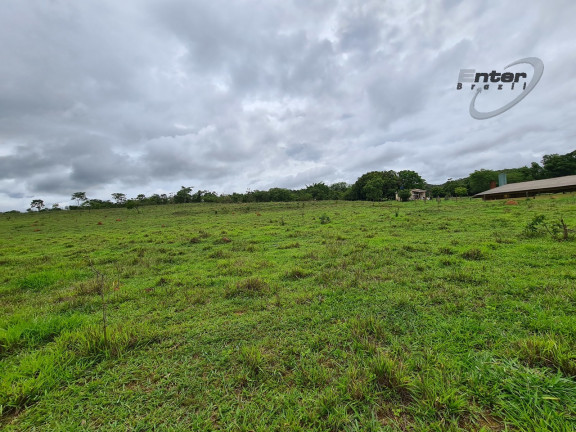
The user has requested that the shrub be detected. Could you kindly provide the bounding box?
[398,189,411,202]
[523,214,547,237]
[523,215,573,240]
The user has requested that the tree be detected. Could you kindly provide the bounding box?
[349,171,399,201]
[529,162,545,180]
[71,192,87,207]
[305,183,331,200]
[430,186,445,198]
[329,182,349,200]
[149,194,168,205]
[398,170,425,189]
[443,177,469,197]
[174,186,193,204]
[30,199,45,211]
[252,190,270,202]
[542,150,576,178]
[506,167,533,183]
[454,186,468,197]
[468,169,497,195]
[201,191,219,202]
[111,193,126,205]
[363,178,385,201]
[268,188,294,202]
[87,199,114,209]
[191,190,218,202]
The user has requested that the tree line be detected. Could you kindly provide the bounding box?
[21,149,576,212]
[432,149,576,197]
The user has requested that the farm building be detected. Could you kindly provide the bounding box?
[473,174,576,200]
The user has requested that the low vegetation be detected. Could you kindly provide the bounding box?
[1,195,575,430]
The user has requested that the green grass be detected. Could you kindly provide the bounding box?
[1,196,575,430]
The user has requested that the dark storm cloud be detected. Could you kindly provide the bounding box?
[0,146,61,179]
[1,0,576,210]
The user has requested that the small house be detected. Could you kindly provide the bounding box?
[395,189,427,201]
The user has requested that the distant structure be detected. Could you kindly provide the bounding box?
[396,189,427,201]
[474,175,576,200]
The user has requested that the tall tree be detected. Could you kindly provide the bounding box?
[329,182,349,199]
[529,162,545,180]
[468,169,498,195]
[363,178,385,201]
[398,170,425,189]
[71,192,87,207]
[30,199,45,211]
[429,186,445,198]
[305,183,331,200]
[268,188,294,202]
[454,186,468,197]
[542,150,576,178]
[349,171,399,201]
[111,193,126,204]
[174,186,193,204]
[443,178,469,197]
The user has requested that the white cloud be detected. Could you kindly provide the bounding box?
[1,0,575,210]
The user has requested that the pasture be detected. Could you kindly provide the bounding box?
[1,196,575,431]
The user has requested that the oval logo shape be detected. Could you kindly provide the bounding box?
[469,57,544,120]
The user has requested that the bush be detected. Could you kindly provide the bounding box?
[398,189,411,202]
[523,214,547,237]
[523,214,573,240]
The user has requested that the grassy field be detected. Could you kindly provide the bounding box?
[1,196,575,431]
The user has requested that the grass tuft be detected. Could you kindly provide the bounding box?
[514,334,576,377]
[17,271,60,290]
[285,267,311,280]
[225,278,269,298]
[462,248,485,260]
[369,353,412,400]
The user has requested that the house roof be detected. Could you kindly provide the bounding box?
[473,175,576,197]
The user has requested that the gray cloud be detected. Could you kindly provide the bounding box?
[1,0,575,211]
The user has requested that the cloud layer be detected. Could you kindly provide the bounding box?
[1,0,575,210]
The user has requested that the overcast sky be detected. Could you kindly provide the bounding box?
[1,0,575,210]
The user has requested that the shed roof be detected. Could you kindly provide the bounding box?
[473,175,576,198]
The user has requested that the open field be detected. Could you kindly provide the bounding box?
[1,196,575,431]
